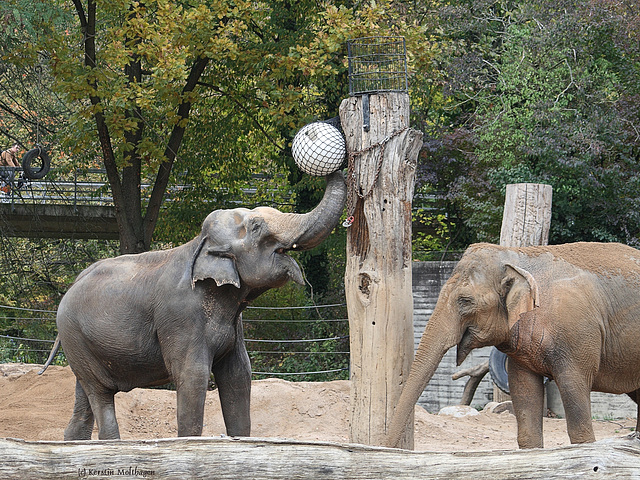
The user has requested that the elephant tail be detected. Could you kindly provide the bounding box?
[38,335,61,375]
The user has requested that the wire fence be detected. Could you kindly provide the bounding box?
[0,168,289,210]
[0,167,115,207]
[0,303,350,381]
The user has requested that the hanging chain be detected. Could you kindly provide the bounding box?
[343,126,408,227]
[35,64,43,146]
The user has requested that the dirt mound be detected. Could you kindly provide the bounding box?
[0,364,635,451]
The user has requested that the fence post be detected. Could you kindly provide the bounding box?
[74,169,78,208]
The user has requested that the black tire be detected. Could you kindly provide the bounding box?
[489,347,510,394]
[21,147,51,180]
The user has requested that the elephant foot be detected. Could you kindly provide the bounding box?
[64,424,93,441]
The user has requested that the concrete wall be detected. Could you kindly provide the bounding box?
[412,262,494,413]
[412,262,637,420]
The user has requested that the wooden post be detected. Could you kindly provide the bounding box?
[494,183,552,402]
[500,183,552,248]
[339,92,423,448]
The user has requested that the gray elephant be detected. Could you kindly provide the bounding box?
[386,242,640,449]
[41,171,346,440]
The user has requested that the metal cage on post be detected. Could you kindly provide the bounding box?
[346,36,408,130]
[347,36,408,95]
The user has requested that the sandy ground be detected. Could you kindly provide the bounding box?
[0,363,635,452]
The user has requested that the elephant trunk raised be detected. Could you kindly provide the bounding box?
[385,286,462,448]
[267,171,346,251]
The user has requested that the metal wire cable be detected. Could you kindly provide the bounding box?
[0,334,56,343]
[247,304,345,310]
[0,304,56,314]
[251,368,348,376]
[245,336,349,344]
[0,303,350,378]
[243,318,347,323]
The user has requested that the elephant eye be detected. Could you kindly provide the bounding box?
[275,247,286,255]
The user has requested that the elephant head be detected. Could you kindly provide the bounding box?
[190,171,346,291]
[386,243,539,448]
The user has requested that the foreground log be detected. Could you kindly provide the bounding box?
[1,436,638,479]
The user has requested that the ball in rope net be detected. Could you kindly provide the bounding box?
[291,122,346,176]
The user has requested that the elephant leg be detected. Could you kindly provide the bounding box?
[174,363,210,437]
[508,359,545,449]
[625,389,640,438]
[64,380,95,440]
[213,341,252,437]
[554,371,595,444]
[87,388,120,440]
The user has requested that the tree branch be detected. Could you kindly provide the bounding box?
[142,56,210,246]
[0,100,55,136]
[121,3,146,249]
[197,81,284,152]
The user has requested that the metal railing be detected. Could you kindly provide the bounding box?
[0,169,284,210]
[0,167,114,207]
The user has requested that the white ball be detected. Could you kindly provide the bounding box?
[291,122,346,176]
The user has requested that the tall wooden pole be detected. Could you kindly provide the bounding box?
[494,182,552,402]
[340,92,423,448]
[500,183,553,248]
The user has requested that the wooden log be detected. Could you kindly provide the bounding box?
[494,183,552,403]
[339,92,423,449]
[0,436,638,479]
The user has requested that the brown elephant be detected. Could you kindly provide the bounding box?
[386,242,640,449]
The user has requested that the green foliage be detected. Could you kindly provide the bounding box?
[0,2,73,163]
[244,284,349,382]
[411,185,457,260]
[0,237,119,308]
[153,0,440,243]
[418,0,640,247]
[2,0,442,253]
[0,237,119,363]
[412,212,453,261]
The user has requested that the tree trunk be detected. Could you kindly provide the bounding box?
[340,92,423,449]
[74,0,209,254]
[494,182,552,402]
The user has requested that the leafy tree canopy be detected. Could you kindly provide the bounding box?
[0,0,441,306]
[418,0,640,247]
[1,0,438,254]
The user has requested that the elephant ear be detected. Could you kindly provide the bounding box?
[190,236,240,289]
[501,264,540,329]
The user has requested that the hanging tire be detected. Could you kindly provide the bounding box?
[489,347,510,394]
[21,147,51,180]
